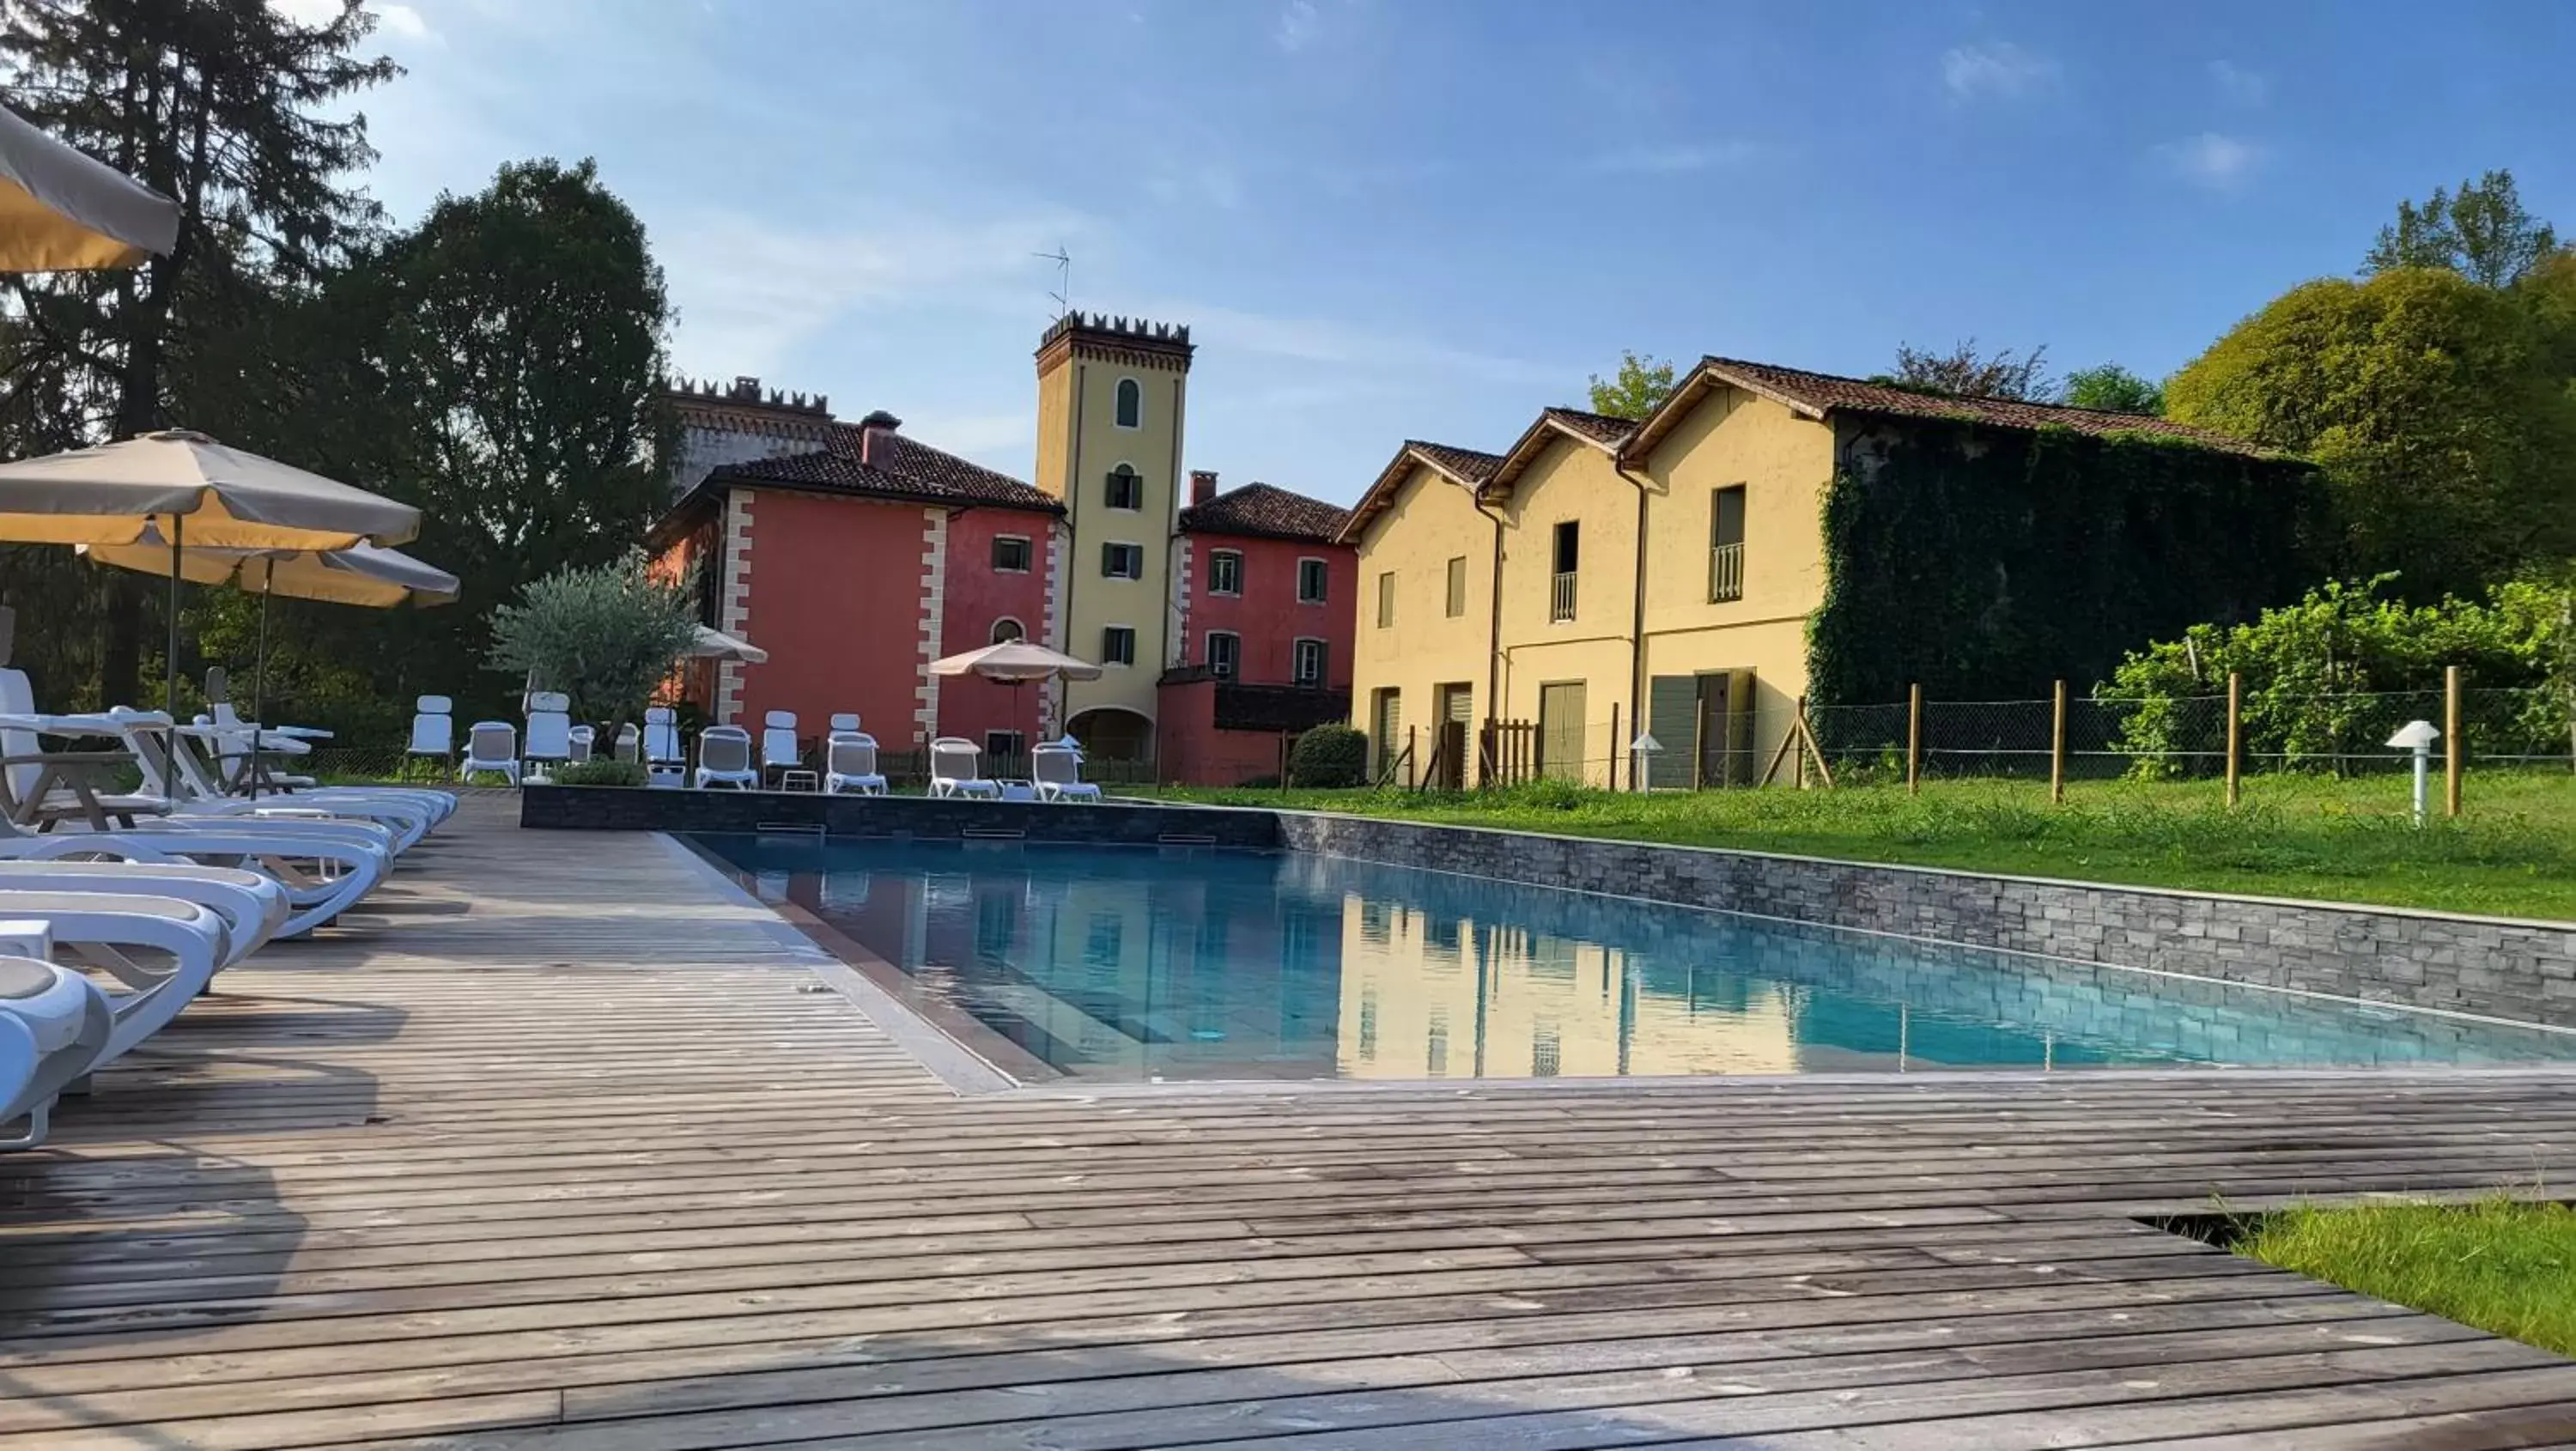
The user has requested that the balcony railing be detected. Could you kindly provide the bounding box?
[1710,541,1744,603]
[1550,570,1577,622]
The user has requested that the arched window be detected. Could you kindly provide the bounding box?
[991,617,1025,644]
[1104,464,1142,511]
[1114,377,1142,429]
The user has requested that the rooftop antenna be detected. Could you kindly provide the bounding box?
[1034,245,1071,319]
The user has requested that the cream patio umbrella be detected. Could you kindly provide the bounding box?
[0,102,180,270]
[78,532,459,716]
[683,624,768,665]
[927,641,1103,759]
[0,429,422,711]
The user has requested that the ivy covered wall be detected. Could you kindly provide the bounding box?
[1807,418,2325,708]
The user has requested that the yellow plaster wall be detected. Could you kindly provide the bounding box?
[1050,352,1188,729]
[1494,434,1640,788]
[1347,464,1496,781]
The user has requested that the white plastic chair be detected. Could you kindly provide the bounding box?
[927,738,999,799]
[613,724,641,763]
[408,695,453,764]
[1032,744,1103,803]
[568,726,596,765]
[524,693,573,784]
[824,734,887,795]
[643,707,684,787]
[459,722,521,786]
[694,726,758,789]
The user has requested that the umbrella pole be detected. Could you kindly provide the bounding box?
[164,513,182,715]
[252,580,270,721]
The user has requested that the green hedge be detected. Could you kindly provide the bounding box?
[1809,422,2325,709]
[1289,725,1368,788]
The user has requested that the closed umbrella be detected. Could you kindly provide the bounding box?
[683,624,768,665]
[928,641,1103,758]
[0,429,421,710]
[78,532,459,716]
[0,102,179,271]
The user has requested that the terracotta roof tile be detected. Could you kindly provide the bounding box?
[1692,356,2271,456]
[1179,481,1350,543]
[1542,407,1642,447]
[711,438,1061,512]
[1407,440,1504,484]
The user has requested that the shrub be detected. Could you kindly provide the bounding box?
[1288,725,1368,788]
[554,759,647,787]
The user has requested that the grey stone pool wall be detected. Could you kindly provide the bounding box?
[1273,812,2576,1031]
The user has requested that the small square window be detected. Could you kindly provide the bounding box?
[1101,626,1137,665]
[1206,631,1240,679]
[1294,638,1326,686]
[1100,542,1143,579]
[993,535,1031,573]
[1207,549,1242,596]
[1298,557,1328,604]
[1105,465,1143,511]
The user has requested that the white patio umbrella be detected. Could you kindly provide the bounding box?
[928,641,1103,754]
[0,102,180,271]
[683,624,768,665]
[78,531,459,715]
[0,429,422,711]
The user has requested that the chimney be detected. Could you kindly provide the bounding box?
[1189,470,1218,506]
[858,410,902,470]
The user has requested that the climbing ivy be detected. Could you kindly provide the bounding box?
[1807,422,2326,709]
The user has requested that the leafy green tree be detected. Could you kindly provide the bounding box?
[1585,351,1676,421]
[2059,363,2165,416]
[2364,169,2559,288]
[1889,339,2053,400]
[0,0,398,707]
[2166,268,2576,598]
[489,549,700,738]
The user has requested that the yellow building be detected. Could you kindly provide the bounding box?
[1343,354,2288,788]
[1032,313,1194,761]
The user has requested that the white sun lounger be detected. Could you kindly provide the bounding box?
[825,734,887,795]
[408,695,454,768]
[0,939,112,1151]
[1031,743,1103,803]
[0,890,225,1069]
[644,707,684,788]
[695,726,758,789]
[524,693,573,784]
[927,738,1000,799]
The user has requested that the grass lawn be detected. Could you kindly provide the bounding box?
[1140,770,2576,921]
[2239,1198,2576,1357]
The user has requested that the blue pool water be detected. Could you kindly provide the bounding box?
[692,835,2576,1084]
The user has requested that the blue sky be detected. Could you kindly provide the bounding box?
[323,0,2575,505]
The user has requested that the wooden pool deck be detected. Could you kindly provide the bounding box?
[4,795,2576,1448]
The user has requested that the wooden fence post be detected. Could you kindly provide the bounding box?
[1905,683,1922,796]
[2049,679,2068,805]
[1609,702,1622,792]
[2225,671,2241,810]
[2445,664,2463,818]
[1794,695,1807,789]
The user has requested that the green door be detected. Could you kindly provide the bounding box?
[1646,675,1699,790]
[1538,682,1587,781]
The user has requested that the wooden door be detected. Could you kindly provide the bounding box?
[1434,684,1472,789]
[1538,682,1586,781]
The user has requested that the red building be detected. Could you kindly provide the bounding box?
[1157,471,1354,786]
[647,343,1357,783]
[649,393,1067,760]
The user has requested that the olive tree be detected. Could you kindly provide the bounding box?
[488,549,698,738]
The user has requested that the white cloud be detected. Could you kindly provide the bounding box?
[1941,41,2059,101]
[377,3,434,41]
[658,208,1099,378]
[2208,59,2266,106]
[1274,0,1320,53]
[2157,132,2263,190]
[1587,141,1763,176]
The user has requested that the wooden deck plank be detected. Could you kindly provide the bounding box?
[0,793,2571,1448]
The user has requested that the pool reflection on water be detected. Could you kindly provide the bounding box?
[691,835,2576,1085]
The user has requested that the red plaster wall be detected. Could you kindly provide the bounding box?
[729,489,928,750]
[937,507,1059,748]
[1180,532,1355,688]
[1155,677,1299,786]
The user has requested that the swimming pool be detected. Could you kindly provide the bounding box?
[691,835,2576,1084]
